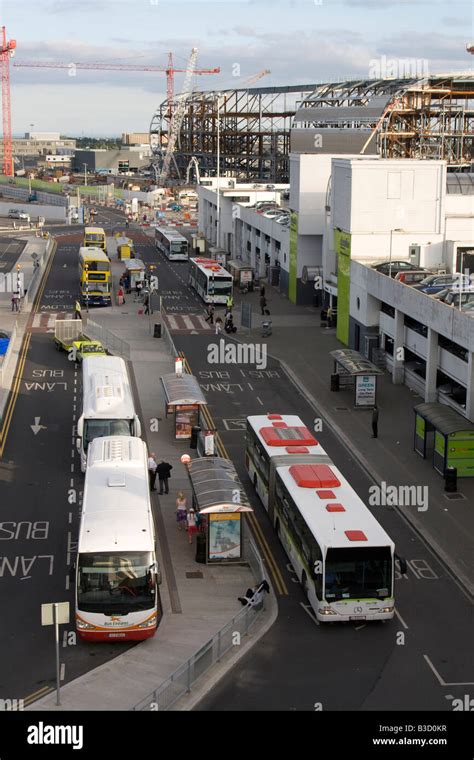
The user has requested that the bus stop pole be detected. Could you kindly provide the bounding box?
[53,603,61,706]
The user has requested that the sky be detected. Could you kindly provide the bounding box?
[2,0,473,136]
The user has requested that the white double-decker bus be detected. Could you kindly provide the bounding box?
[246,414,406,622]
[188,257,233,304]
[76,356,142,472]
[75,436,161,641]
[246,414,326,509]
[154,226,189,261]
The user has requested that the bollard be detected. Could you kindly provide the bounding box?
[330,373,340,392]
[445,466,457,493]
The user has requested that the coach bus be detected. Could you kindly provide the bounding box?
[78,247,111,307]
[76,356,142,472]
[84,226,107,253]
[246,413,406,622]
[188,257,233,304]
[155,226,189,261]
[246,414,326,510]
[75,436,160,641]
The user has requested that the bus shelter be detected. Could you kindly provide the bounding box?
[330,349,382,408]
[123,259,146,292]
[414,402,474,477]
[161,373,207,440]
[186,457,253,564]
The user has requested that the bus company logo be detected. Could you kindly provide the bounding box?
[207,338,267,370]
[0,272,24,294]
[27,722,84,750]
[368,482,428,512]
[446,694,474,711]
[110,616,121,622]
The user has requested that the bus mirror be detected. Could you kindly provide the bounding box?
[76,437,82,452]
[135,416,142,437]
[77,418,83,438]
[68,563,76,582]
[396,554,407,575]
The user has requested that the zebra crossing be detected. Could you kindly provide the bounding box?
[163,313,213,333]
[30,312,74,333]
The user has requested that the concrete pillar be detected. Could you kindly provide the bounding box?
[466,352,474,422]
[425,327,438,403]
[392,309,405,385]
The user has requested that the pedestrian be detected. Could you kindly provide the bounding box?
[371,406,379,439]
[238,580,270,607]
[148,452,158,491]
[74,299,81,320]
[186,508,197,545]
[327,305,333,328]
[225,313,236,334]
[117,286,125,305]
[260,285,266,297]
[157,459,173,494]
[260,293,267,315]
[176,491,187,531]
[125,219,129,229]
[143,292,150,315]
[136,280,143,297]
[226,294,234,312]
[204,303,215,325]
[215,316,223,335]
[11,293,18,312]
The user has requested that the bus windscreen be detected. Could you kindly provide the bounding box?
[78,551,156,613]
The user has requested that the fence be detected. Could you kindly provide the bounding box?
[85,319,131,360]
[132,538,267,712]
[0,321,18,387]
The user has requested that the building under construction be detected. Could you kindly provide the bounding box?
[150,72,474,183]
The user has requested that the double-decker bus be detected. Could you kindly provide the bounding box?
[76,356,142,472]
[84,226,107,252]
[246,414,326,510]
[155,226,189,261]
[78,247,111,307]
[75,436,160,641]
[246,413,406,622]
[188,257,233,304]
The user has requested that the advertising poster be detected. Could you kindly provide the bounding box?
[208,513,241,561]
[355,375,376,407]
[175,404,199,439]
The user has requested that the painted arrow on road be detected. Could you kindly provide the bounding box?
[31,417,47,435]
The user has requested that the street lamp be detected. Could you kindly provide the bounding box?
[215,92,224,249]
[389,228,405,278]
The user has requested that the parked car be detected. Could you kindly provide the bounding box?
[372,261,429,277]
[395,270,434,285]
[262,210,282,219]
[438,288,474,308]
[274,213,290,224]
[8,208,30,220]
[412,273,470,294]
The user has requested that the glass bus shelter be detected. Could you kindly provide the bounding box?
[414,402,474,477]
[161,373,207,440]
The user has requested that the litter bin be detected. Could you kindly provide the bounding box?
[153,323,162,338]
[190,425,201,449]
[445,466,457,493]
[330,373,340,392]
[196,532,206,564]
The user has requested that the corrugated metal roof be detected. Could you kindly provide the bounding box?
[446,173,474,194]
[414,402,474,435]
[161,373,207,406]
[187,456,252,513]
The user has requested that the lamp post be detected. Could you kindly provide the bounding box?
[215,92,223,249]
[388,228,405,279]
[16,263,22,311]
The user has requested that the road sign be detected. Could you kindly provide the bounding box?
[241,302,252,329]
[41,601,69,626]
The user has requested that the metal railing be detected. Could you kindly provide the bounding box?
[132,538,267,712]
[85,319,131,360]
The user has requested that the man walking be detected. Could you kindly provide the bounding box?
[260,293,268,316]
[204,303,215,325]
[371,406,379,438]
[148,452,158,491]
[74,299,82,320]
[226,294,233,312]
[157,459,173,495]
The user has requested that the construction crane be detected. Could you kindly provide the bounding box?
[1,27,16,177]
[239,69,271,87]
[158,48,198,185]
[13,53,220,118]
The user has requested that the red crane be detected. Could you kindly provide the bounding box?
[14,53,220,117]
[1,27,16,177]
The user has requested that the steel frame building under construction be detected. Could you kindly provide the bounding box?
[150,73,474,183]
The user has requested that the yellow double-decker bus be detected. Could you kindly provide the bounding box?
[84,226,107,253]
[78,247,111,307]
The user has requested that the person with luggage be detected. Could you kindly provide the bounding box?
[260,293,270,316]
[224,313,237,334]
[204,303,215,325]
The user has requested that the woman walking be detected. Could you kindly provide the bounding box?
[186,508,198,545]
[176,492,187,531]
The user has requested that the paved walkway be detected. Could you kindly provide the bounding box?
[231,282,474,597]
[30,234,277,712]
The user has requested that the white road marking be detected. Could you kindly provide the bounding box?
[65,575,70,591]
[60,663,65,681]
[167,315,179,329]
[183,315,194,329]
[247,383,254,391]
[256,396,264,405]
[394,608,409,630]
[197,316,211,329]
[47,315,56,329]
[32,314,41,327]
[300,603,320,626]
[423,655,474,686]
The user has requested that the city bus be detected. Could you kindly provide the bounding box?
[246,414,326,510]
[154,226,189,261]
[78,247,111,307]
[188,257,233,304]
[76,356,142,472]
[84,226,107,252]
[75,436,161,641]
[246,414,406,623]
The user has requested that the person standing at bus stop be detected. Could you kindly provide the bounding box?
[371,406,379,438]
[157,459,173,495]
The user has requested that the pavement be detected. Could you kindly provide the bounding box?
[27,231,277,712]
[230,283,474,599]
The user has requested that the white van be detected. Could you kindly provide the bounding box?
[76,356,142,472]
